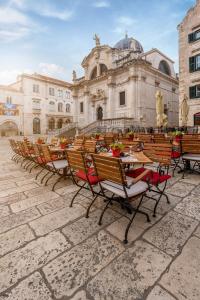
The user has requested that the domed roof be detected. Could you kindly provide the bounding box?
[114,34,143,53]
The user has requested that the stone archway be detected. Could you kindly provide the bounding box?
[97,106,103,121]
[0,121,18,137]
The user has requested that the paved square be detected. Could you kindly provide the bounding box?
[0,138,200,299]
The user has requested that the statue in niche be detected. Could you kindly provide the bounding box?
[93,34,100,47]
[72,70,77,81]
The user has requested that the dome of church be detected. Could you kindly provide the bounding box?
[114,35,143,53]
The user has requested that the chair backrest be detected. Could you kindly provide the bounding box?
[66,150,86,173]
[17,141,26,156]
[92,154,126,185]
[84,140,97,153]
[119,140,140,152]
[182,134,200,141]
[143,143,172,165]
[40,145,52,162]
[33,143,41,157]
[138,134,153,143]
[74,138,84,148]
[181,140,200,154]
[104,136,114,147]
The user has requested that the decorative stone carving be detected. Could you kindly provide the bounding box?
[93,34,100,47]
[90,89,107,103]
[72,70,77,82]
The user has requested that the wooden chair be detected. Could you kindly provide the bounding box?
[84,140,97,153]
[66,150,101,218]
[181,140,200,178]
[104,136,114,148]
[40,145,69,190]
[127,143,172,217]
[9,139,21,163]
[92,154,151,244]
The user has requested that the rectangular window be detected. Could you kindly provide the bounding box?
[119,91,126,106]
[189,85,200,99]
[188,30,200,43]
[49,87,55,96]
[32,99,40,110]
[189,55,200,72]
[58,89,63,97]
[80,102,84,113]
[33,84,39,93]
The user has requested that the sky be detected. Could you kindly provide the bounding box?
[0,0,196,85]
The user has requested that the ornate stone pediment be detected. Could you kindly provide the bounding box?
[90,89,107,102]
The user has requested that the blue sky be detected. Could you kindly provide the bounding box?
[0,0,196,84]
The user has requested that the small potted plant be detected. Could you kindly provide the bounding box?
[94,132,101,140]
[172,131,184,143]
[60,137,68,149]
[110,142,124,157]
[127,131,134,141]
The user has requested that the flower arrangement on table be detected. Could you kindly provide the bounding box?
[127,131,134,140]
[37,137,45,144]
[110,142,125,157]
[93,132,101,140]
[172,131,184,142]
[60,137,68,149]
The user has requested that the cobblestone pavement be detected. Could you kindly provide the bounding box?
[0,138,200,300]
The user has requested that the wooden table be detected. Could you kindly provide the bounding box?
[99,151,152,165]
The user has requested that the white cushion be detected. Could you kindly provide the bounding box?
[101,178,148,199]
[182,154,200,161]
[46,159,68,169]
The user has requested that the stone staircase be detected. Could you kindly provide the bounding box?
[47,122,78,137]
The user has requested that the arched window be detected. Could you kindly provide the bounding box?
[49,101,55,112]
[48,118,55,130]
[90,66,97,80]
[100,64,108,75]
[57,119,63,129]
[58,102,63,112]
[159,60,171,76]
[33,118,40,134]
[66,103,70,113]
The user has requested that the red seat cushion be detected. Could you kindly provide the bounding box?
[171,151,181,159]
[127,167,171,186]
[75,168,100,185]
[37,156,45,164]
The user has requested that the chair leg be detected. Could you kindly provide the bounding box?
[41,171,51,184]
[35,167,44,180]
[52,175,63,191]
[86,194,98,218]
[124,194,146,244]
[45,173,55,186]
[98,199,112,226]
[69,183,86,207]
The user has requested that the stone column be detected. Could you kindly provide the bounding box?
[107,76,116,119]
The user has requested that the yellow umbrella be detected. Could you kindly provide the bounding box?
[181,94,189,126]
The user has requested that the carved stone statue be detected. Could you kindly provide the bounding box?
[155,91,168,127]
[72,70,77,81]
[93,34,100,47]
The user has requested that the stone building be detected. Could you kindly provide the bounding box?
[0,73,73,136]
[72,34,179,131]
[0,85,23,136]
[178,0,200,126]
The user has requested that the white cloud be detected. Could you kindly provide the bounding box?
[0,27,30,42]
[93,1,110,8]
[0,68,31,85]
[0,6,30,25]
[113,15,137,35]
[118,16,137,26]
[39,8,73,21]
[38,63,66,78]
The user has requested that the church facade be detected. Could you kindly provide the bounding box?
[71,35,179,129]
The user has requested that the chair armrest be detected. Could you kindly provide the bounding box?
[131,169,151,184]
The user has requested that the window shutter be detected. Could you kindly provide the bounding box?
[189,56,196,72]
[188,33,194,43]
[189,86,196,99]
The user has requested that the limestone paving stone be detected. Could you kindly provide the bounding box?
[143,210,198,256]
[180,174,200,185]
[0,272,53,300]
[0,231,71,293]
[106,217,145,243]
[194,225,200,238]
[0,192,27,205]
[24,186,51,197]
[29,205,85,236]
[37,196,71,215]
[10,191,60,213]
[0,182,17,192]
[191,184,200,195]
[160,237,200,300]
[69,290,90,300]
[0,207,41,234]
[62,208,120,245]
[166,182,195,197]
[87,240,171,300]
[142,195,182,215]
[0,206,10,218]
[174,194,200,221]
[146,285,176,300]
[0,183,39,198]
[0,224,35,257]
[43,230,124,298]
[55,183,79,196]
